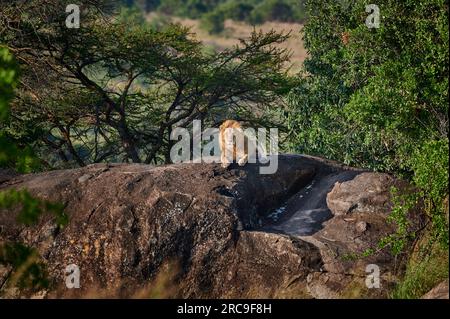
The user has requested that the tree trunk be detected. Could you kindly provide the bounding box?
[116,118,141,163]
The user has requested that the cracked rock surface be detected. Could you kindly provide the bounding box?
[0,155,419,298]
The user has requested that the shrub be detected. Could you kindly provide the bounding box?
[286,0,449,265]
[200,10,226,34]
[0,47,67,294]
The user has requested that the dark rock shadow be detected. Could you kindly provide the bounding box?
[262,170,362,236]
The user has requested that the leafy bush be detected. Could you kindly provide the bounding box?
[0,47,40,173]
[0,189,67,226]
[249,0,303,24]
[117,5,147,26]
[220,1,254,21]
[287,0,449,264]
[391,227,449,299]
[201,10,226,34]
[157,0,223,18]
[410,140,449,247]
[0,47,67,294]
[288,0,448,168]
[0,243,49,290]
[0,47,17,120]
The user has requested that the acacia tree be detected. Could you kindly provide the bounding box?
[1,0,293,167]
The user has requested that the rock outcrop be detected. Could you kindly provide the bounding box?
[0,155,421,298]
[422,280,449,299]
[302,173,409,298]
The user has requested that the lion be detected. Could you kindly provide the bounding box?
[219,120,249,168]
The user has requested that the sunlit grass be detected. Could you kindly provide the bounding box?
[391,232,449,299]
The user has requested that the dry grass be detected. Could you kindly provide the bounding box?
[147,14,307,74]
[61,260,182,299]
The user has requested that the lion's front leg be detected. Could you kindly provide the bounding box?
[221,153,231,168]
[238,154,248,166]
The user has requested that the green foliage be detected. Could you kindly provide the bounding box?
[0,46,40,173]
[375,140,448,256]
[0,189,67,227]
[117,5,147,26]
[249,0,306,24]
[379,188,418,255]
[0,46,67,294]
[0,136,41,173]
[219,1,255,21]
[138,0,308,34]
[411,140,449,210]
[0,46,18,120]
[1,0,293,166]
[287,0,448,169]
[410,140,449,247]
[287,0,449,259]
[0,243,49,290]
[157,0,224,18]
[199,0,307,34]
[201,10,226,34]
[391,234,449,299]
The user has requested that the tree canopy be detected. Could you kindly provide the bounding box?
[1,0,293,167]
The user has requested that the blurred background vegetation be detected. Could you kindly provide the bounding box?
[0,0,448,298]
[120,0,307,33]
